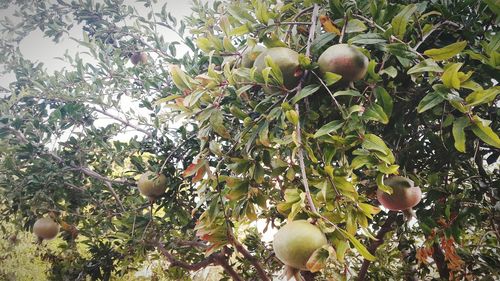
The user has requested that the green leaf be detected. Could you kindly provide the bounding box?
[379,66,398,78]
[465,87,500,106]
[311,33,336,54]
[338,228,376,261]
[345,19,367,33]
[407,59,444,74]
[324,72,342,86]
[363,134,390,155]
[291,84,320,104]
[348,33,387,45]
[384,43,418,59]
[483,0,500,17]
[376,173,393,194]
[417,89,446,113]
[471,116,500,148]
[333,90,362,97]
[265,55,284,85]
[452,117,470,153]
[441,63,463,89]
[424,41,467,61]
[258,121,271,147]
[374,87,393,118]
[364,104,389,124]
[314,120,343,138]
[391,4,417,39]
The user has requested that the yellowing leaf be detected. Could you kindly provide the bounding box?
[471,116,500,148]
[339,228,376,261]
[319,15,341,35]
[424,41,467,61]
[465,87,500,106]
[452,117,470,153]
[441,63,463,89]
[306,245,334,272]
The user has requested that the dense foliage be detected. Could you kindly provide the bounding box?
[0,0,499,280]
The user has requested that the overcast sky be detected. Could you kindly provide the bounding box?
[0,0,196,89]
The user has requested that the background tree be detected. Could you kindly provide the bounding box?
[0,0,499,280]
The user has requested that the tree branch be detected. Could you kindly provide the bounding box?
[432,241,450,280]
[357,212,398,281]
[4,125,129,212]
[155,241,244,281]
[155,240,215,271]
[231,239,271,281]
[92,107,152,138]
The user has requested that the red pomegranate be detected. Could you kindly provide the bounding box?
[377,176,422,212]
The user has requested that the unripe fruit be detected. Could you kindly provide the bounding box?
[33,217,59,241]
[254,47,301,90]
[137,172,168,200]
[241,45,266,68]
[318,44,368,82]
[273,220,327,271]
[130,52,148,65]
[377,176,422,211]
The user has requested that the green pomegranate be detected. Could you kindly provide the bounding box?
[137,172,168,200]
[273,220,327,271]
[254,47,301,90]
[33,217,59,241]
[377,176,422,211]
[318,44,368,82]
[241,45,266,68]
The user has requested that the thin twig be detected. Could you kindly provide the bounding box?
[339,13,348,43]
[231,238,271,281]
[293,3,320,214]
[92,107,152,137]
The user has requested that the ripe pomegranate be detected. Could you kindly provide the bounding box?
[137,172,168,200]
[241,45,266,68]
[33,217,59,241]
[273,220,327,271]
[377,176,422,212]
[254,47,301,90]
[130,52,148,65]
[318,44,368,82]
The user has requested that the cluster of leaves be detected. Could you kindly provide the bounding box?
[0,0,498,280]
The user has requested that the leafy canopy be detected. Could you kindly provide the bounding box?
[0,0,499,280]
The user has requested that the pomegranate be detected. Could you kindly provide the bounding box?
[318,44,368,82]
[130,52,148,65]
[273,220,327,271]
[33,217,59,241]
[137,172,168,200]
[377,176,422,211]
[254,47,301,90]
[241,45,266,68]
